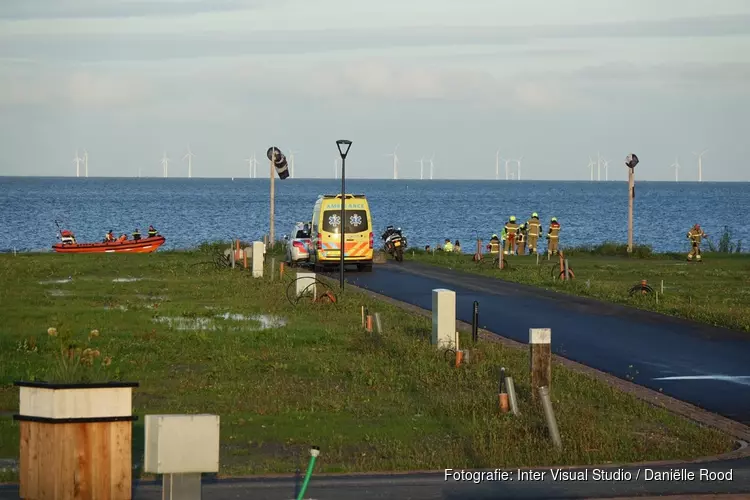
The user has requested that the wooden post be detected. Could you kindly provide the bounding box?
[243,250,248,269]
[627,166,634,253]
[270,154,276,245]
[529,328,551,401]
[279,262,285,279]
[15,381,137,500]
[270,258,276,281]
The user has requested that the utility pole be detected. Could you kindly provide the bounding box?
[625,153,639,253]
[269,151,275,244]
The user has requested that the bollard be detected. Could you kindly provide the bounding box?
[539,386,562,449]
[230,245,236,269]
[498,368,509,413]
[251,242,264,278]
[361,306,365,327]
[279,262,285,279]
[506,377,519,415]
[243,250,248,269]
[563,259,569,281]
[471,301,479,343]
[365,315,373,332]
[431,289,456,349]
[661,279,664,294]
[536,251,539,266]
[529,328,551,401]
[374,312,382,334]
[270,258,276,281]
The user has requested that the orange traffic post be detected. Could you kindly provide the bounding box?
[455,350,464,368]
[279,262,285,279]
[498,367,509,413]
[365,315,373,332]
[243,250,248,269]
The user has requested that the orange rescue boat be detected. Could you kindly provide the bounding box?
[52,232,166,254]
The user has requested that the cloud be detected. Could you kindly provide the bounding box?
[0,65,153,108]
[1,15,749,62]
[0,0,272,20]
[569,61,750,94]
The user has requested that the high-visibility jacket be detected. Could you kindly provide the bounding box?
[516,228,526,243]
[547,222,560,239]
[443,241,453,252]
[148,228,158,237]
[488,238,500,254]
[526,218,541,237]
[687,228,706,244]
[503,222,519,241]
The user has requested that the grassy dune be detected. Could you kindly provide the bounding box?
[0,245,736,480]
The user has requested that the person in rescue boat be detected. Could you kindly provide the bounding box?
[104,230,115,242]
[132,228,141,241]
[148,225,158,238]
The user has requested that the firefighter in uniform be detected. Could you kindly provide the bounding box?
[443,239,454,252]
[132,228,142,241]
[687,224,708,262]
[516,223,527,255]
[526,212,542,254]
[148,225,158,238]
[502,216,519,255]
[546,217,561,257]
[487,234,500,255]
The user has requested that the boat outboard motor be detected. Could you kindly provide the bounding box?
[266,147,290,180]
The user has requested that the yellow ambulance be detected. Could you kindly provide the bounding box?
[309,194,374,272]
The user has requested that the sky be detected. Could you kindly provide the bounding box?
[1,0,749,181]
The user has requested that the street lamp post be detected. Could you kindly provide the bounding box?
[336,140,352,291]
[625,153,639,253]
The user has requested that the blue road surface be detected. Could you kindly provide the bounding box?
[341,261,750,425]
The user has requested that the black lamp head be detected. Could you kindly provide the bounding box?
[336,140,352,159]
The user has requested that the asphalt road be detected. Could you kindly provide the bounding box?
[342,261,750,425]
[2,460,750,499]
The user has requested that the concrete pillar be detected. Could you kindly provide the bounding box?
[529,328,551,401]
[431,289,456,349]
[296,272,316,298]
[251,242,264,278]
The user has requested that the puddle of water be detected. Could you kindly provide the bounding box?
[112,277,142,283]
[39,277,72,284]
[153,314,287,331]
[47,289,71,296]
[104,304,129,311]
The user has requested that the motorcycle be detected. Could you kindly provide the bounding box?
[381,226,407,262]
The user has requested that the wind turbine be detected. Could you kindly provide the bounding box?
[161,151,170,178]
[671,157,680,182]
[602,158,609,181]
[83,149,88,177]
[596,151,602,181]
[252,152,258,178]
[183,145,195,178]
[73,150,82,177]
[495,149,501,180]
[692,149,707,182]
[244,156,253,178]
[500,157,513,180]
[513,156,523,180]
[587,157,595,181]
[417,157,425,180]
[288,149,297,178]
[386,144,399,180]
[429,152,434,180]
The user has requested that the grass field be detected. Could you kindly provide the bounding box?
[0,244,737,481]
[406,243,750,333]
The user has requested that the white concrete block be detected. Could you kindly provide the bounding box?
[19,386,133,419]
[296,272,316,297]
[529,328,551,345]
[144,414,220,474]
[431,288,456,349]
[252,241,264,278]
